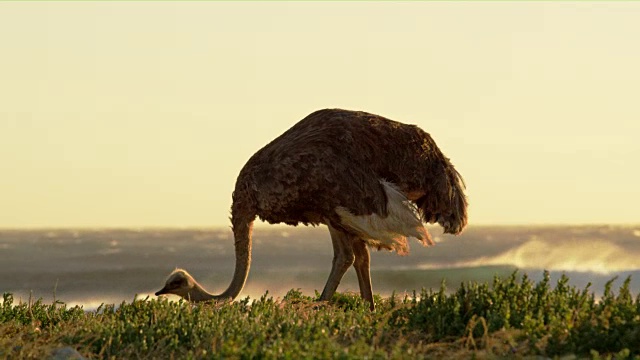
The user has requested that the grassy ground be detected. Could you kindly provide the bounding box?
[2,271,640,359]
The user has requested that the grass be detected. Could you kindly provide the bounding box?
[1,271,640,359]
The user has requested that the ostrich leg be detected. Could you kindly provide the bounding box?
[352,239,374,310]
[319,224,355,302]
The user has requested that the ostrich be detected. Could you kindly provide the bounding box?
[155,109,467,310]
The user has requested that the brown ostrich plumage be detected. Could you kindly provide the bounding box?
[156,109,468,310]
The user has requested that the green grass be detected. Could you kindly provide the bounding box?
[2,271,640,359]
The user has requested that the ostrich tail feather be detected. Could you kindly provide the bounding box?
[335,181,433,255]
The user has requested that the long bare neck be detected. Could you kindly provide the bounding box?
[187,280,217,302]
[213,215,254,301]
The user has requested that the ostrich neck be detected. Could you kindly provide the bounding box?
[213,217,254,301]
[187,281,217,302]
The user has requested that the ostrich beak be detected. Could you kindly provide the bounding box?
[155,287,169,296]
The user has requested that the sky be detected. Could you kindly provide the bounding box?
[1,2,639,228]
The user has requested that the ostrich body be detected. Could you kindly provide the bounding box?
[156,109,468,310]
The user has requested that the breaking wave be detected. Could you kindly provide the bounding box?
[420,236,640,275]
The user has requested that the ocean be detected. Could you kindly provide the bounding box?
[2,225,640,310]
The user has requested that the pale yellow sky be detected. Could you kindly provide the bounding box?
[1,2,639,228]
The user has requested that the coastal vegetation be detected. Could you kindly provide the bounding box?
[2,271,639,359]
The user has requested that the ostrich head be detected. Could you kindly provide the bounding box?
[155,269,198,299]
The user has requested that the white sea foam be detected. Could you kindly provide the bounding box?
[419,235,640,274]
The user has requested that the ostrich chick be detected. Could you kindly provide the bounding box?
[156,109,468,310]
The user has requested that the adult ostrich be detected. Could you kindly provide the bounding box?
[156,109,467,310]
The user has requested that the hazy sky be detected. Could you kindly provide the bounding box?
[1,2,639,228]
